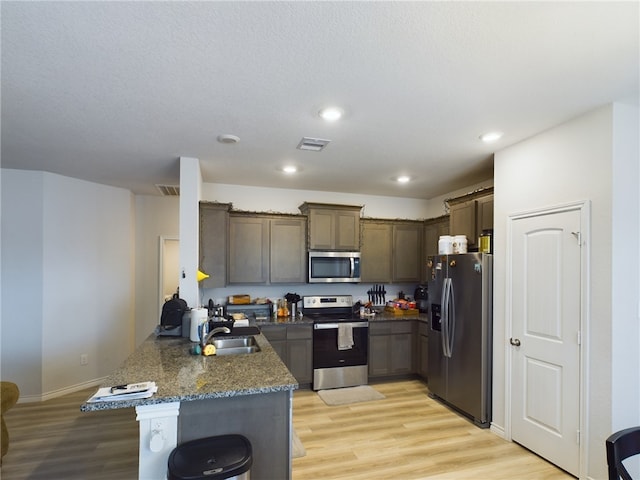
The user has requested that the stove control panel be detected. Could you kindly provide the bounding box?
[303,295,353,310]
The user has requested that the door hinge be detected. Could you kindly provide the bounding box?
[576,429,581,445]
[577,331,581,345]
[571,231,582,245]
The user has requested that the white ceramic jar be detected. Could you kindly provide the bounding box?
[453,235,468,253]
[438,235,453,255]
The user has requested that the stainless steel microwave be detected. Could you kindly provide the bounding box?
[308,251,361,283]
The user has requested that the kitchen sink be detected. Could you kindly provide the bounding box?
[211,336,261,355]
[215,346,260,356]
[212,336,257,349]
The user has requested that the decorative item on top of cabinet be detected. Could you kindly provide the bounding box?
[360,219,423,283]
[446,187,493,250]
[298,202,362,251]
[199,202,232,288]
[228,212,306,285]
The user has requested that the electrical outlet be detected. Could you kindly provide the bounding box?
[80,354,88,366]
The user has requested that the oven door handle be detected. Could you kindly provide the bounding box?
[313,322,369,329]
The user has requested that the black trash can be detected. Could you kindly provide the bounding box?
[167,434,252,480]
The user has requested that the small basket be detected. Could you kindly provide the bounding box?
[384,306,419,316]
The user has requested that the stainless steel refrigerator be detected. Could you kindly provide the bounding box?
[427,253,493,427]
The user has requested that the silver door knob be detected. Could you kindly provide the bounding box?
[510,338,521,347]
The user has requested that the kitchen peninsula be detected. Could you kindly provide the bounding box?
[81,332,298,480]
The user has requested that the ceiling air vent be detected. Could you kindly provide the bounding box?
[156,184,180,196]
[297,137,331,152]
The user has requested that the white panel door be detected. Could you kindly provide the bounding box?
[510,208,581,477]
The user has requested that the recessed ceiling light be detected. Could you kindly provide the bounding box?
[318,107,343,122]
[282,165,298,174]
[479,131,503,143]
[217,134,240,144]
[395,175,411,184]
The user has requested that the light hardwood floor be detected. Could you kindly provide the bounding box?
[292,380,573,480]
[1,379,573,479]
[1,388,139,479]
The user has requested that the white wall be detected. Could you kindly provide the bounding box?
[201,183,435,219]
[1,170,45,397]
[611,102,640,428]
[161,240,180,303]
[178,157,203,308]
[1,170,135,400]
[134,195,179,347]
[200,176,491,220]
[494,103,639,479]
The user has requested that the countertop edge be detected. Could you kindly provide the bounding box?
[256,312,428,325]
[80,382,299,412]
[80,332,298,412]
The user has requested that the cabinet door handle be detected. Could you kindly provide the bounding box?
[510,338,521,347]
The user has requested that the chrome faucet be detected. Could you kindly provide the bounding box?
[202,326,231,347]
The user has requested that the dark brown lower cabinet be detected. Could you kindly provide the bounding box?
[417,321,429,380]
[263,320,427,386]
[261,324,312,386]
[368,320,415,378]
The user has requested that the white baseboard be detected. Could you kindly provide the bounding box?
[17,377,107,404]
[490,422,506,439]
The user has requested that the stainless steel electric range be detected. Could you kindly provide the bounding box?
[302,295,369,390]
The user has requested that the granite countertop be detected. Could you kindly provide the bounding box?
[256,316,313,326]
[368,311,429,322]
[80,332,298,412]
[255,311,428,325]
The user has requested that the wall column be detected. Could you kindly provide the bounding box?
[178,157,202,308]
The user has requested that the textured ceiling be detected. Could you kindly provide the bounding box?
[2,1,638,199]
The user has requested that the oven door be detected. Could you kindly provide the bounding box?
[313,321,368,369]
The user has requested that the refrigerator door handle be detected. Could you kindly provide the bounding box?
[447,277,456,357]
[441,278,449,357]
[442,278,453,358]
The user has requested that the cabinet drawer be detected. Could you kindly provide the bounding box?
[261,325,287,341]
[370,321,413,335]
[287,324,312,340]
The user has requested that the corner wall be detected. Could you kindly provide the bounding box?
[1,169,135,400]
[494,103,639,478]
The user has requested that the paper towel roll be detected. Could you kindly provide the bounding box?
[189,308,208,342]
